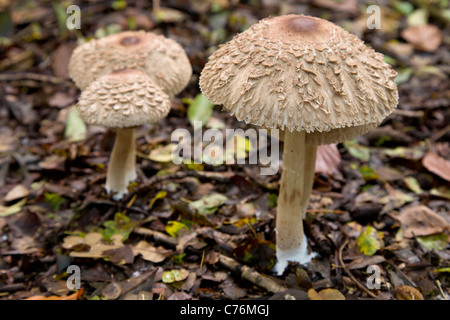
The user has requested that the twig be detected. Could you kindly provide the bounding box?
[0,72,72,85]
[392,109,424,118]
[338,239,378,299]
[218,254,287,293]
[132,227,287,293]
[436,280,448,300]
[430,125,450,144]
[306,209,346,214]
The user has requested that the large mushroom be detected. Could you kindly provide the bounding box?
[199,15,398,274]
[68,30,192,97]
[77,69,171,200]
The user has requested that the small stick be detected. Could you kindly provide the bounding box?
[306,209,346,215]
[436,280,448,300]
[0,72,70,85]
[338,239,378,299]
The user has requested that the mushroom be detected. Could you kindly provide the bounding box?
[68,30,192,97]
[199,15,398,274]
[77,69,171,200]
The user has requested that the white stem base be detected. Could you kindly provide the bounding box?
[273,234,317,275]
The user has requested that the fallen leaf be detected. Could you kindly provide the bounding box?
[162,269,190,283]
[65,106,87,142]
[25,288,84,300]
[357,226,384,256]
[187,93,214,127]
[416,233,447,251]
[0,198,27,217]
[392,205,449,238]
[395,285,423,300]
[144,144,177,163]
[165,220,189,237]
[422,151,450,182]
[308,288,345,300]
[4,184,29,202]
[131,241,171,263]
[401,24,442,52]
[62,232,124,259]
[343,141,370,161]
[189,193,227,215]
[315,144,341,174]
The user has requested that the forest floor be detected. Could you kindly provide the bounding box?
[0,0,449,300]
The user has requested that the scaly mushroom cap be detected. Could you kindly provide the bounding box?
[200,15,398,145]
[69,30,192,97]
[77,69,171,128]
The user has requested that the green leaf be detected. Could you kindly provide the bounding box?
[393,1,414,16]
[268,194,278,209]
[44,192,66,211]
[187,94,214,127]
[52,2,67,37]
[430,186,450,200]
[394,67,413,85]
[189,193,227,215]
[65,106,87,142]
[407,8,428,27]
[357,226,384,256]
[102,212,136,242]
[343,141,370,161]
[359,165,379,181]
[433,267,450,273]
[165,221,188,237]
[148,191,167,210]
[0,198,27,217]
[416,233,447,251]
[404,176,423,194]
[161,269,189,283]
[142,144,177,163]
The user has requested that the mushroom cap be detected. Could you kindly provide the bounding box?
[77,69,171,128]
[69,30,192,97]
[200,15,398,145]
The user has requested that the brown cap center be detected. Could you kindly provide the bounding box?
[262,15,334,44]
[120,36,141,46]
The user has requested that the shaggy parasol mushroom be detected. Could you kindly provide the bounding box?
[77,69,171,200]
[199,15,398,274]
[68,30,192,97]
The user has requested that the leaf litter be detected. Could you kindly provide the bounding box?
[0,0,449,301]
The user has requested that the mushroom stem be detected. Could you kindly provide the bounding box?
[274,131,317,275]
[302,144,317,218]
[105,128,136,200]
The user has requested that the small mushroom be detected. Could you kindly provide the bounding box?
[77,69,171,200]
[68,30,192,97]
[199,15,398,274]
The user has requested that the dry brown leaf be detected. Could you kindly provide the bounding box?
[315,144,341,174]
[62,232,124,259]
[308,288,345,300]
[131,240,171,263]
[395,285,423,300]
[422,151,450,182]
[392,205,449,238]
[25,288,84,300]
[401,24,442,52]
[4,184,29,202]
